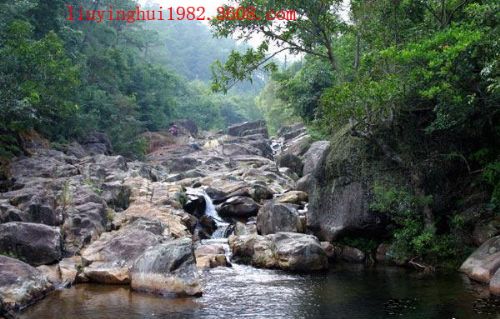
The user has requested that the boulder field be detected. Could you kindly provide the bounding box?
[1,120,497,316]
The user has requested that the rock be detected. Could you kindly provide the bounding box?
[81,218,164,284]
[234,221,257,236]
[321,242,336,260]
[0,201,26,223]
[0,222,62,266]
[222,143,263,158]
[9,151,78,181]
[336,245,366,263]
[277,123,306,139]
[101,182,131,211]
[277,154,303,177]
[204,187,227,204]
[296,174,313,193]
[270,232,328,271]
[376,243,393,264]
[195,244,228,269]
[277,191,308,205]
[473,218,500,246]
[23,193,61,226]
[165,157,201,173]
[83,264,130,284]
[229,232,328,272]
[248,140,273,159]
[279,167,299,181]
[218,196,259,218]
[257,202,302,235]
[242,127,269,138]
[302,141,330,176]
[490,268,500,295]
[460,235,500,284]
[282,134,311,157]
[283,129,306,141]
[227,120,267,137]
[0,256,53,315]
[62,187,108,255]
[36,264,61,285]
[81,132,112,155]
[131,238,202,296]
[175,119,199,136]
[64,142,87,158]
[307,126,394,241]
[59,256,82,286]
[249,184,274,202]
[183,190,206,217]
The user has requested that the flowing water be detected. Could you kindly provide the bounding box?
[20,264,500,319]
[202,192,230,239]
[19,193,500,318]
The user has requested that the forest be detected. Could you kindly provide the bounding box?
[0,0,499,318]
[0,0,263,158]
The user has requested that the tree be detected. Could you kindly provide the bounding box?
[210,0,346,92]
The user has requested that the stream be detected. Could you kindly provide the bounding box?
[19,189,500,319]
[20,264,500,319]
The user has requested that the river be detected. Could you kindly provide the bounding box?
[20,263,499,319]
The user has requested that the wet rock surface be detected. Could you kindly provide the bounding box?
[460,236,500,285]
[0,222,62,266]
[229,232,328,272]
[130,238,202,296]
[0,256,53,316]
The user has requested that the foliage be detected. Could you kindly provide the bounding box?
[339,236,379,254]
[210,0,346,93]
[0,0,263,159]
[370,183,463,266]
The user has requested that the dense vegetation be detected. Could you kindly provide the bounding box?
[213,0,499,266]
[0,0,261,159]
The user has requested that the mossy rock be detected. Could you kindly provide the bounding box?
[307,125,407,241]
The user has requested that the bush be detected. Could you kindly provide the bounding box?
[370,183,462,266]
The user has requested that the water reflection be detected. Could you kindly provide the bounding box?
[20,265,500,319]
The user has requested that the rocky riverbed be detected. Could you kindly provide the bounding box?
[0,120,499,318]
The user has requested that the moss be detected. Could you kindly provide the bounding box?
[106,208,115,223]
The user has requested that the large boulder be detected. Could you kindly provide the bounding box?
[257,202,302,235]
[0,222,62,266]
[460,235,500,284]
[227,120,267,137]
[80,218,164,284]
[130,238,202,296]
[277,154,303,177]
[307,126,397,241]
[270,232,328,271]
[218,196,259,218]
[229,232,328,272]
[281,134,311,157]
[0,256,53,316]
[81,132,112,155]
[333,244,366,263]
[302,141,331,176]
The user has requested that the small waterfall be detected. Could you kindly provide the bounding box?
[202,192,230,239]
